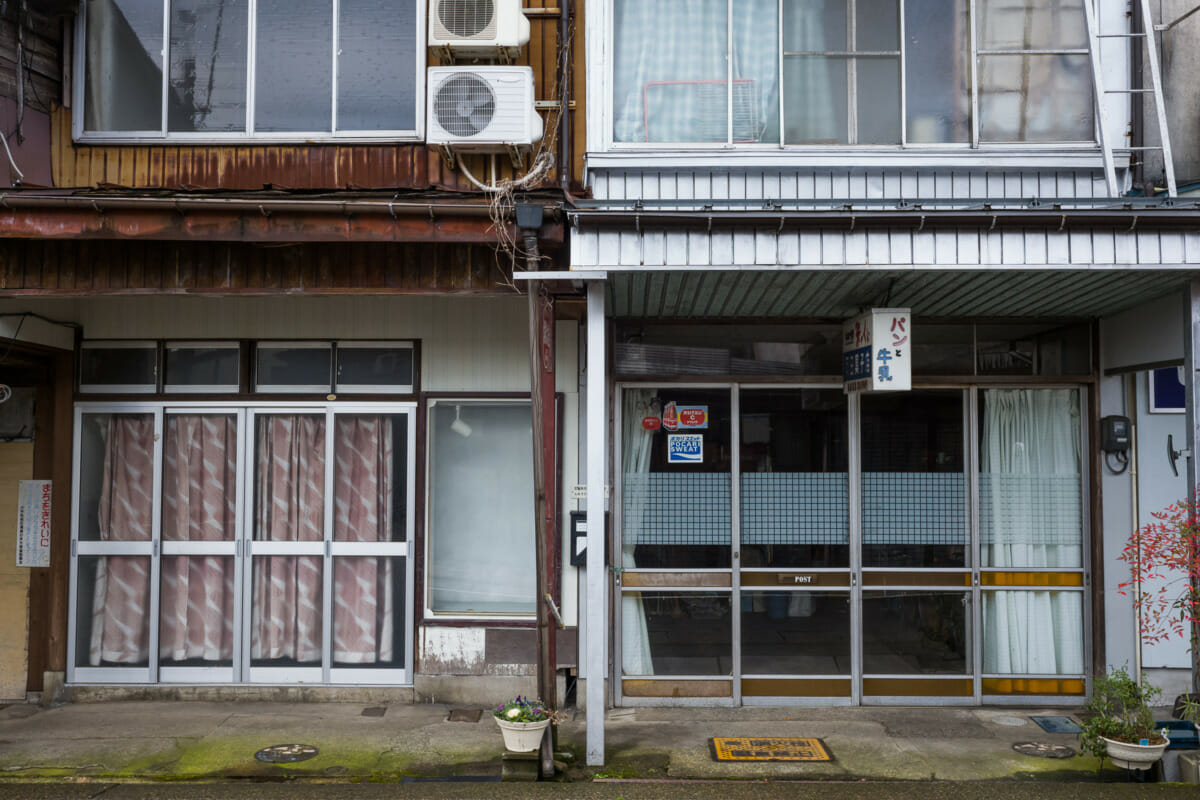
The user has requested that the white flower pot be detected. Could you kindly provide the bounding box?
[495,717,550,752]
[1102,735,1170,770]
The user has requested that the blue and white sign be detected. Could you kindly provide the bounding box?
[667,434,703,464]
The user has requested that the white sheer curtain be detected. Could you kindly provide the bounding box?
[782,0,837,143]
[612,0,780,143]
[621,390,656,675]
[980,389,1084,674]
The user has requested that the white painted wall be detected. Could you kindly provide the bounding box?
[1101,291,1184,371]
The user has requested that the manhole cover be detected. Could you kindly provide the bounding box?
[1031,715,1082,734]
[991,715,1028,727]
[361,706,387,718]
[448,708,483,723]
[255,744,319,763]
[1013,741,1075,759]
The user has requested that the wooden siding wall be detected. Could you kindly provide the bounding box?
[50,1,584,192]
[0,8,60,109]
[0,239,514,293]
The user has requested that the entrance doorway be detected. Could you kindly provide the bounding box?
[616,384,1087,705]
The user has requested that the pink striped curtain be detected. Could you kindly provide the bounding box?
[159,415,238,664]
[90,415,155,665]
[251,415,326,663]
[332,416,395,664]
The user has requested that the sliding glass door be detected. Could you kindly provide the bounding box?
[614,383,1087,706]
[70,403,415,685]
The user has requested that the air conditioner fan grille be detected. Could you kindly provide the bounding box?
[434,74,497,137]
[437,0,496,39]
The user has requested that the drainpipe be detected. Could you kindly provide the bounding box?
[1130,0,1147,194]
[1128,372,1142,683]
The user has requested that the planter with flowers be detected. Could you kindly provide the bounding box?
[493,696,556,752]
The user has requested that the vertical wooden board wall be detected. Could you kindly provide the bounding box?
[0,443,33,701]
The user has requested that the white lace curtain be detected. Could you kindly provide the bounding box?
[621,389,656,675]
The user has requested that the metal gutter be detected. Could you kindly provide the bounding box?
[0,193,508,217]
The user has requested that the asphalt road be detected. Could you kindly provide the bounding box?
[0,781,1194,800]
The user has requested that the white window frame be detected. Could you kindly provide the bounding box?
[334,341,416,394]
[254,341,333,394]
[67,400,418,687]
[78,341,159,394]
[600,0,1104,156]
[163,341,242,394]
[72,0,426,144]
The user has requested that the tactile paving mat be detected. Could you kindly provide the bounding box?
[709,737,832,762]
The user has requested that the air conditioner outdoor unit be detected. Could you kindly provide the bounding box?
[429,0,530,58]
[427,67,542,151]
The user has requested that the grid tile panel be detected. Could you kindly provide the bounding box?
[862,472,966,545]
[979,474,1082,546]
[622,473,731,546]
[740,473,848,544]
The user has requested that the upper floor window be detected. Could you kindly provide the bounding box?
[78,0,423,141]
[611,0,1093,148]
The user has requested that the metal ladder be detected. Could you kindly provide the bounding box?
[1084,0,1177,198]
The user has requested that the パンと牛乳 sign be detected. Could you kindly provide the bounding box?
[842,309,911,393]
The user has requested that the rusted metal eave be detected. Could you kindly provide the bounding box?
[0,196,564,245]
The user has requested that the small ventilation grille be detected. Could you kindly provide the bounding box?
[435,73,497,137]
[437,0,497,39]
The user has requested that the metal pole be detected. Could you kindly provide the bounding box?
[585,280,607,765]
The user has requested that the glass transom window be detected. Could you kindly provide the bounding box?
[79,0,423,140]
[611,0,1094,147]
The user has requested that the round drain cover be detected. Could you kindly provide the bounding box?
[991,715,1028,727]
[255,744,319,763]
[1013,741,1075,759]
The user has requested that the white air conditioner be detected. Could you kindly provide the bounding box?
[427,67,542,151]
[429,0,530,58]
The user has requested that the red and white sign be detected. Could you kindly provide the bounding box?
[642,416,662,431]
[662,401,679,431]
[676,405,708,429]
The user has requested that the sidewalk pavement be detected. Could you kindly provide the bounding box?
[0,699,1186,784]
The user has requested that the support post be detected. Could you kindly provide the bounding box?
[1185,282,1200,694]
[585,280,607,765]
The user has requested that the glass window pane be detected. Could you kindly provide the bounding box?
[160,555,235,666]
[979,389,1082,568]
[80,344,157,390]
[255,345,332,390]
[164,344,241,389]
[429,402,535,614]
[732,7,780,144]
[255,0,332,132]
[337,0,417,130]
[740,389,848,568]
[254,415,326,542]
[84,0,164,132]
[335,346,414,391]
[333,556,406,667]
[163,415,238,542]
[978,54,1094,142]
[334,415,407,543]
[76,556,152,667]
[862,590,969,674]
[78,414,156,542]
[861,391,966,568]
[784,56,847,144]
[856,57,900,143]
[856,0,898,51]
[782,0,846,51]
[741,591,850,675]
[983,590,1083,674]
[977,0,1088,50]
[912,325,974,375]
[612,0,729,143]
[623,591,731,676]
[622,389,732,569]
[904,0,969,143]
[168,0,249,132]
[251,556,323,665]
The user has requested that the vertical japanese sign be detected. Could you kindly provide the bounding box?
[16,480,51,568]
[842,309,911,392]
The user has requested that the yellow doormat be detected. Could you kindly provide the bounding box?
[709,737,832,762]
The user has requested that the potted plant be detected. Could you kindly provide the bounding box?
[1118,492,1200,724]
[493,696,556,753]
[1079,667,1170,770]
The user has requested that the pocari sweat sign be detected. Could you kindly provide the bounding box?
[842,308,911,392]
[667,434,703,464]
